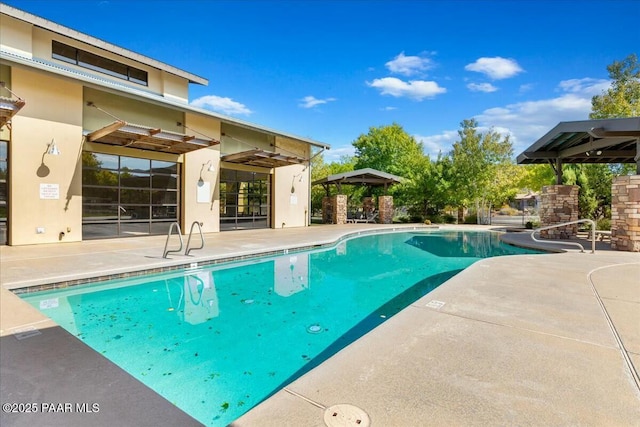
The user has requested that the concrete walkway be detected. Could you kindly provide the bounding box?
[1,225,639,426]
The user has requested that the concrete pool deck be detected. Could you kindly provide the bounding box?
[1,224,638,426]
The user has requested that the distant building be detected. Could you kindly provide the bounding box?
[0,4,328,245]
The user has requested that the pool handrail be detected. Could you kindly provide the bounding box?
[531,219,596,253]
[162,222,184,258]
[185,221,205,256]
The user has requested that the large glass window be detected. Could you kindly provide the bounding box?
[82,152,179,239]
[220,169,270,231]
[0,140,7,245]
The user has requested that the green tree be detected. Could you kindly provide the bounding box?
[352,123,424,180]
[448,119,514,224]
[404,154,451,220]
[590,53,640,119]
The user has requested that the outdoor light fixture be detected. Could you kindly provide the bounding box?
[198,160,215,185]
[47,139,60,156]
[200,159,215,174]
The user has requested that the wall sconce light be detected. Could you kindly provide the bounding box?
[198,160,215,185]
[200,160,215,175]
[47,139,61,156]
[291,173,304,193]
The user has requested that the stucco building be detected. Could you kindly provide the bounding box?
[0,4,328,246]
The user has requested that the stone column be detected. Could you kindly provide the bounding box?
[322,196,333,224]
[334,194,347,224]
[539,185,579,239]
[322,195,347,224]
[611,175,640,252]
[378,195,393,224]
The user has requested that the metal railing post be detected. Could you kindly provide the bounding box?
[531,219,596,253]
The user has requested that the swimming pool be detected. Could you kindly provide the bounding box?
[21,230,541,426]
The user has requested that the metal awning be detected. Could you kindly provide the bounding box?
[0,96,25,129]
[221,149,305,168]
[85,120,219,154]
[516,117,640,183]
[517,117,640,165]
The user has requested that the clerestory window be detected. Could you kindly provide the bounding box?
[52,40,148,86]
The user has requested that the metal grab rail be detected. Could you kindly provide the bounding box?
[531,219,596,253]
[162,222,184,258]
[185,221,205,256]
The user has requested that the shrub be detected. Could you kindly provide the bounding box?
[464,214,477,224]
[443,214,456,224]
[499,206,519,216]
[424,219,431,225]
[596,218,611,231]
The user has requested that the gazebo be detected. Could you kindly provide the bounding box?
[517,117,640,251]
[312,168,403,224]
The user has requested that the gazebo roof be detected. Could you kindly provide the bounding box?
[312,168,403,187]
[516,117,640,166]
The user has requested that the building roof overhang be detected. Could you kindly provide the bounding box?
[85,120,219,155]
[516,117,640,165]
[0,96,25,128]
[221,149,306,168]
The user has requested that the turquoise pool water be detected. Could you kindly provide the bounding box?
[22,230,541,426]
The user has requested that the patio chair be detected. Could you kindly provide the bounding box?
[351,211,378,224]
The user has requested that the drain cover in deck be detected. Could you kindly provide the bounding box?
[323,404,370,427]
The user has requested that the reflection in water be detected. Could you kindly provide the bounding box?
[182,272,219,325]
[405,231,536,258]
[274,254,309,297]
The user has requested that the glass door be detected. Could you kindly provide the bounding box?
[220,169,270,231]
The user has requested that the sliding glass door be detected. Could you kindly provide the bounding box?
[82,152,180,239]
[220,169,270,231]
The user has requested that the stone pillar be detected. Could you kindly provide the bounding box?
[334,194,347,224]
[322,196,333,224]
[322,195,347,224]
[378,195,393,224]
[611,175,640,252]
[539,185,579,239]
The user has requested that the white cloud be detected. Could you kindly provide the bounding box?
[368,77,446,100]
[322,146,355,163]
[519,83,534,94]
[190,95,252,115]
[416,78,611,157]
[299,95,337,109]
[467,82,498,93]
[386,52,434,76]
[415,130,458,158]
[465,57,524,80]
[556,78,609,95]
[382,106,398,111]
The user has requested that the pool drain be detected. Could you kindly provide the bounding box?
[307,324,323,334]
[323,404,370,427]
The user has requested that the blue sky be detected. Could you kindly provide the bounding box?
[5,0,639,161]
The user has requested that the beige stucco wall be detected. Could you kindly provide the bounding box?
[273,164,309,228]
[0,13,33,58]
[162,71,189,104]
[83,87,183,132]
[9,67,83,245]
[183,112,221,233]
[220,123,274,154]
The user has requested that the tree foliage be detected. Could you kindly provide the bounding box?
[590,53,640,119]
[352,123,424,179]
[447,119,514,222]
